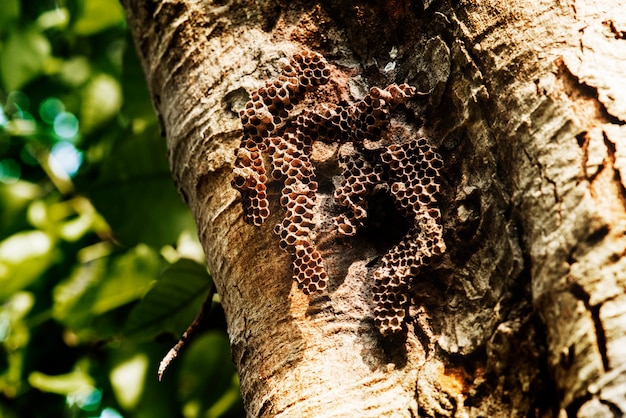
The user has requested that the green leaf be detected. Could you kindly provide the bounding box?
[205,375,243,418]
[27,197,101,243]
[0,230,56,300]
[28,369,94,396]
[36,8,70,31]
[124,258,212,341]
[92,244,160,314]
[52,256,107,326]
[88,128,196,247]
[59,56,91,87]
[109,352,149,409]
[0,0,20,29]
[0,181,41,237]
[0,26,51,91]
[72,0,125,36]
[178,332,242,416]
[53,245,161,333]
[80,73,122,132]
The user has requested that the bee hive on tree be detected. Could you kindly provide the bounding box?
[232,50,445,335]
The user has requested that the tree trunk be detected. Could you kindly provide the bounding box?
[121,0,626,416]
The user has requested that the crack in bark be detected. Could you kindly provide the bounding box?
[601,397,624,416]
[605,19,626,39]
[555,57,624,125]
[566,387,624,417]
[565,392,592,418]
[568,282,610,372]
[603,132,626,212]
[575,131,602,184]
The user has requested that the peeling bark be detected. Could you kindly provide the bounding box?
[122,0,626,416]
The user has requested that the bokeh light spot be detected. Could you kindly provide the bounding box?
[40,98,65,124]
[53,112,79,140]
[99,407,124,418]
[37,7,70,30]
[6,111,37,136]
[66,388,102,411]
[0,159,21,184]
[0,108,8,127]
[110,353,148,410]
[49,142,83,178]
[0,230,51,263]
[0,313,9,342]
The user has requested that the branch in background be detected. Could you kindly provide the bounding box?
[158,283,216,381]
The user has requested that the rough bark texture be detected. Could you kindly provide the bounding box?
[122,0,626,416]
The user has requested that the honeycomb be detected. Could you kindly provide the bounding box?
[232,51,445,334]
[372,138,445,335]
[333,150,384,237]
[232,50,331,294]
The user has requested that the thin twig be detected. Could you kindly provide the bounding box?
[158,283,216,381]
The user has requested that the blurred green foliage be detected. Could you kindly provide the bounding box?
[0,1,244,417]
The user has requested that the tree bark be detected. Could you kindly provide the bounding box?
[122,0,626,416]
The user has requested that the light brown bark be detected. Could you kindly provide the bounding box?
[122,0,626,416]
